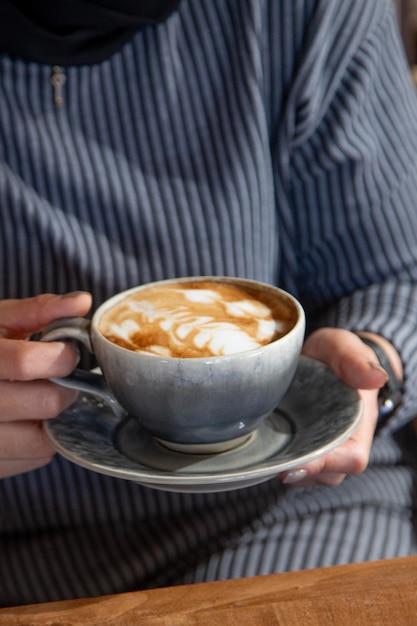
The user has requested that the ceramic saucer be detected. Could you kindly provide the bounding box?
[44,356,363,493]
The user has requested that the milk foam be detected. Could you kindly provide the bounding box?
[99,282,295,358]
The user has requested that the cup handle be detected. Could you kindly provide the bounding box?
[39,317,127,418]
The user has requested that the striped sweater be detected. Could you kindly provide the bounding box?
[1,0,417,606]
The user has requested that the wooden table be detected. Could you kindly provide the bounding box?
[1,555,417,625]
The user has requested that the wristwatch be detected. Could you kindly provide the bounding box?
[358,336,403,424]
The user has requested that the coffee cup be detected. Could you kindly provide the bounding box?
[40,276,305,453]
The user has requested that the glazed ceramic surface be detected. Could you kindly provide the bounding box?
[44,356,363,493]
[41,276,305,448]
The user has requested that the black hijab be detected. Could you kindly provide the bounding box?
[0,0,181,66]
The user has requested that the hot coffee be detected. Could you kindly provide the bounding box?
[40,276,305,450]
[99,280,297,358]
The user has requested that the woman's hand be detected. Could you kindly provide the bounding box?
[279,327,402,488]
[0,292,92,479]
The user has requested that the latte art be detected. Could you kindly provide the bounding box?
[99,281,296,358]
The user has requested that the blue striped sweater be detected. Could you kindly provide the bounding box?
[1,0,417,606]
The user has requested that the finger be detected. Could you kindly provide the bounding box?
[0,339,80,381]
[280,389,377,486]
[0,420,56,460]
[303,328,388,390]
[0,457,55,479]
[281,469,347,488]
[0,381,78,421]
[0,292,92,339]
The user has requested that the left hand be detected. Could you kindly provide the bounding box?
[278,327,400,487]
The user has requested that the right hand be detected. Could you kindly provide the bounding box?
[0,292,92,479]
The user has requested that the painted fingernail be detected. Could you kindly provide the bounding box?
[282,469,308,484]
[368,361,389,381]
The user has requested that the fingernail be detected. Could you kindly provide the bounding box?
[61,291,89,298]
[368,361,389,382]
[282,468,308,484]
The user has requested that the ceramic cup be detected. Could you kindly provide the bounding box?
[40,276,305,453]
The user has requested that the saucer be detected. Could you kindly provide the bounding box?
[44,356,363,493]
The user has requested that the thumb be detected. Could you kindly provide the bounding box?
[303,327,388,390]
[0,292,93,339]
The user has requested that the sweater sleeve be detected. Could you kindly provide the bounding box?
[269,0,417,433]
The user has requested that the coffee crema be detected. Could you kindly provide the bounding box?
[99,281,296,358]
